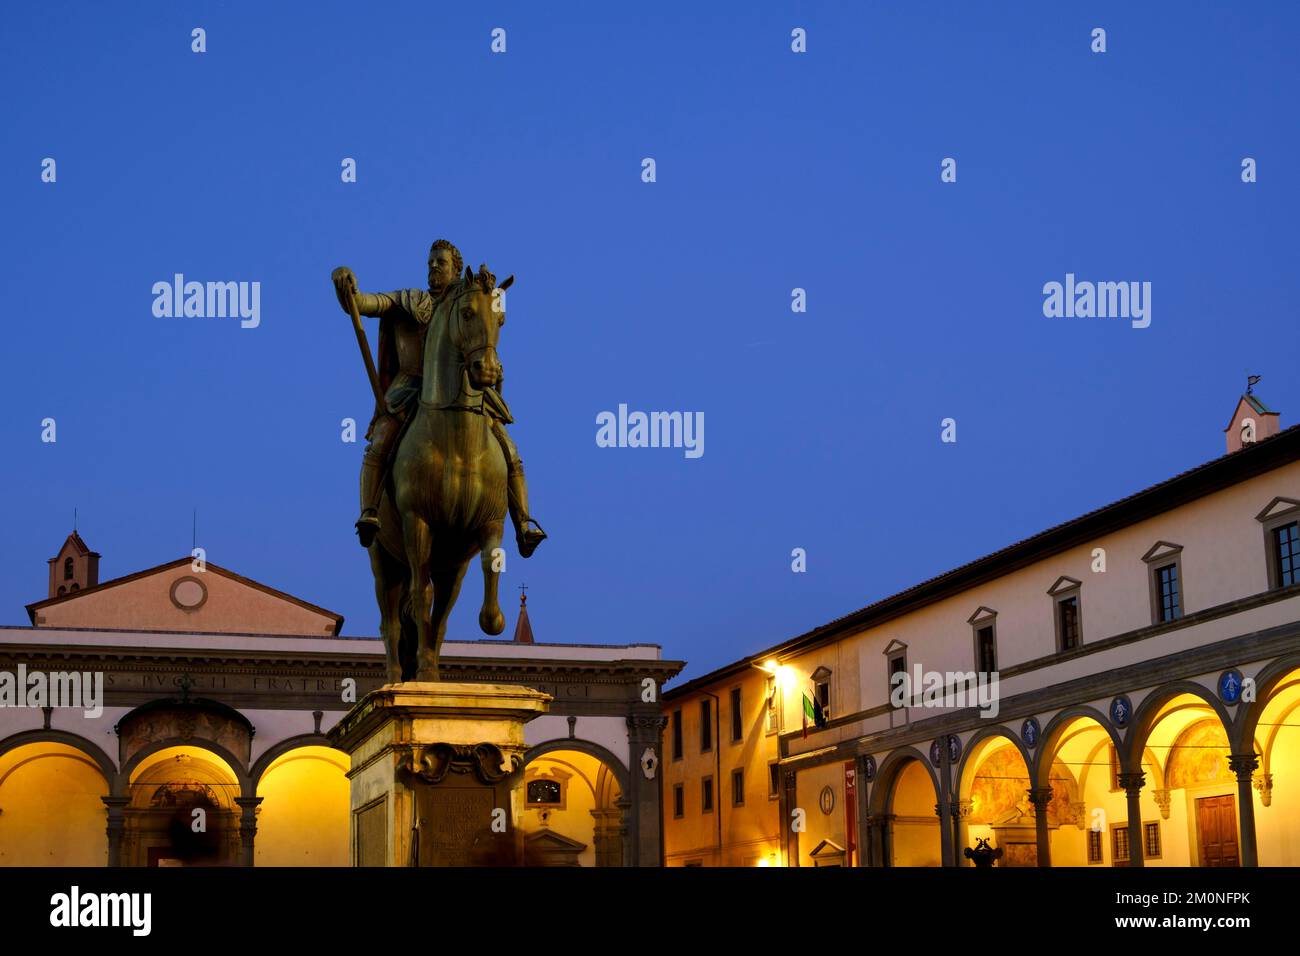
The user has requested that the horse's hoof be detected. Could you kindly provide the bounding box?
[414,668,439,683]
[479,608,505,635]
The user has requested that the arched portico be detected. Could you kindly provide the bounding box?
[0,733,114,866]
[520,739,631,866]
[1124,682,1241,866]
[866,747,941,867]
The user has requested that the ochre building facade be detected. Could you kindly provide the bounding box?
[664,394,1300,867]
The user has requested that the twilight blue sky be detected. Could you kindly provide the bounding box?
[2,2,1297,684]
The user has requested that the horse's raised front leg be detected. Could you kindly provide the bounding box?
[478,519,506,636]
[425,562,470,680]
[401,515,435,682]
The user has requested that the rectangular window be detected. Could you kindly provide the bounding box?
[765,675,778,733]
[673,784,684,818]
[1112,825,1130,865]
[1087,828,1103,864]
[1144,821,1161,859]
[732,768,745,806]
[702,776,714,813]
[769,762,781,798]
[1156,563,1182,621]
[672,709,682,761]
[888,653,907,708]
[730,687,743,742]
[1275,521,1299,587]
[1109,745,1121,791]
[1058,597,1080,650]
[815,679,831,720]
[700,699,712,753]
[976,625,996,673]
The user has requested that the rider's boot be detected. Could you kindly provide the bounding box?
[356,455,384,548]
[507,472,547,558]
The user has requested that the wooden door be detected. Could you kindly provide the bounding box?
[1196,795,1239,867]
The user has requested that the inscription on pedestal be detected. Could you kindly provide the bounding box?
[415,779,514,866]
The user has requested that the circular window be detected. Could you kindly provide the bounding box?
[170,576,208,611]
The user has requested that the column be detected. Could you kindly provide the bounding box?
[235,796,263,867]
[1228,754,1260,867]
[934,801,954,867]
[873,816,894,868]
[1027,787,1054,868]
[1117,772,1145,868]
[103,796,129,867]
[626,714,667,867]
[937,742,954,867]
[590,805,626,867]
[855,760,871,867]
[952,800,972,866]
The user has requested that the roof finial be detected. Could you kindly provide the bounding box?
[73,507,77,533]
[512,584,535,643]
[1247,373,1261,395]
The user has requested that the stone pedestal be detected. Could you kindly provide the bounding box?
[327,682,551,867]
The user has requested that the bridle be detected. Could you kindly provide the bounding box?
[430,282,498,414]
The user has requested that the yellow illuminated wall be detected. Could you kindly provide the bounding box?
[519,751,623,867]
[662,667,782,866]
[0,742,109,866]
[888,759,941,866]
[254,746,350,867]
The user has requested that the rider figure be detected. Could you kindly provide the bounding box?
[331,239,546,557]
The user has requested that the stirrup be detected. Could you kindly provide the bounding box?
[516,518,547,558]
[356,512,381,548]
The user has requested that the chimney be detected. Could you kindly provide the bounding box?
[47,531,100,598]
[512,588,535,643]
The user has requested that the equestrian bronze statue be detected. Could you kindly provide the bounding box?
[332,240,545,682]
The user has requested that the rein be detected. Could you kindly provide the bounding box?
[422,282,496,415]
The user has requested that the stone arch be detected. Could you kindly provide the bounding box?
[253,742,350,866]
[523,738,630,793]
[1033,705,1122,787]
[250,733,338,786]
[1236,654,1300,752]
[521,738,630,866]
[1124,680,1235,769]
[868,746,937,815]
[0,728,117,788]
[118,738,250,798]
[867,746,942,867]
[0,733,115,866]
[955,726,1033,797]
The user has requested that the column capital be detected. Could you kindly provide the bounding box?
[1228,753,1259,779]
[626,714,667,737]
[1027,787,1055,810]
[1117,772,1146,797]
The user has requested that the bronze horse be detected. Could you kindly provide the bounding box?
[369,265,514,682]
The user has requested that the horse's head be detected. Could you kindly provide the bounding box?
[453,264,514,390]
